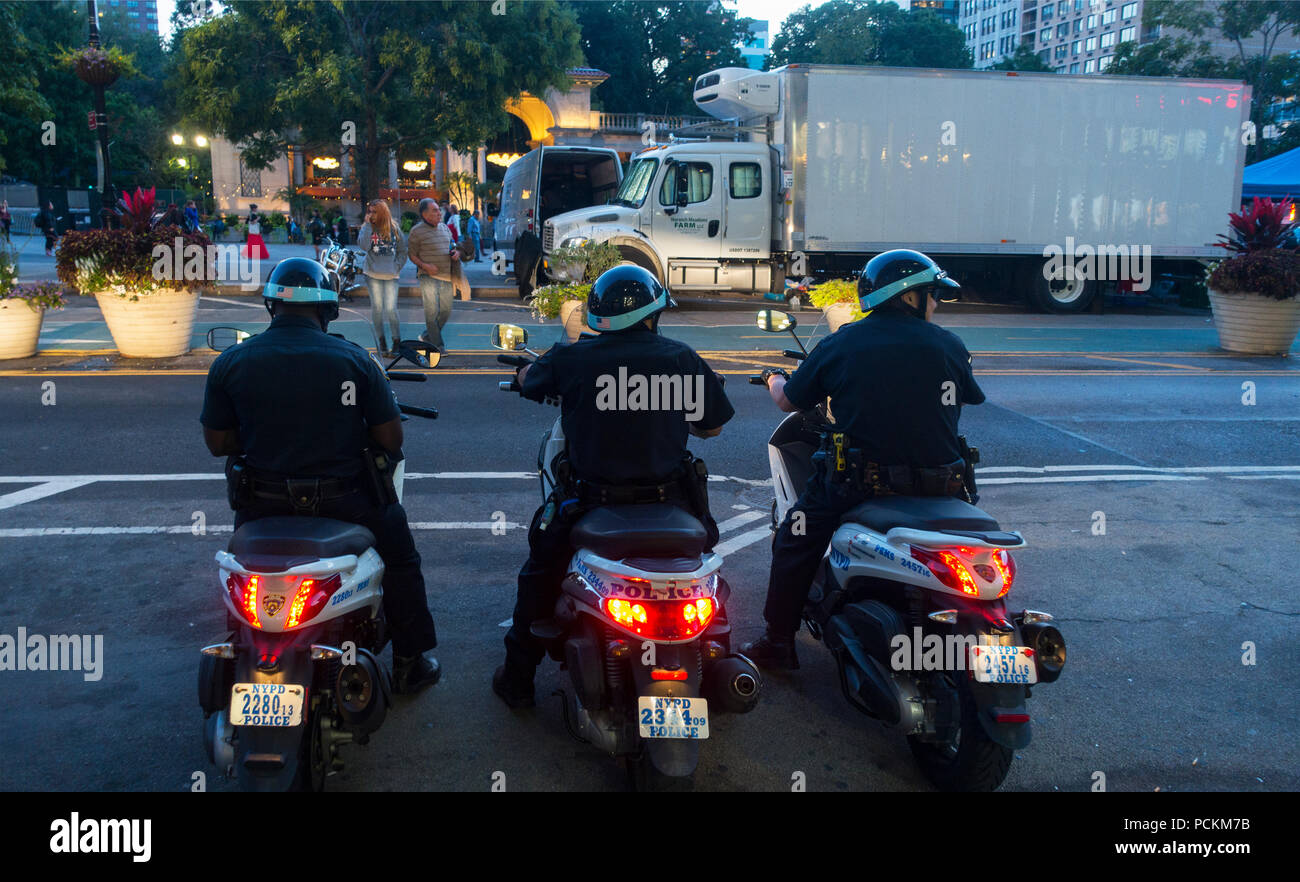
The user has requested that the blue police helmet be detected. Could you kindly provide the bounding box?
[262,257,338,304]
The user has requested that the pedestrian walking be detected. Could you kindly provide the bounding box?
[335,213,349,245]
[407,197,458,357]
[244,204,270,260]
[0,200,12,242]
[447,203,461,240]
[37,202,58,256]
[358,199,408,357]
[468,210,483,262]
[308,210,326,259]
[184,200,201,233]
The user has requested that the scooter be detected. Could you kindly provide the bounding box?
[492,323,762,791]
[320,236,365,303]
[197,327,438,791]
[751,308,1066,791]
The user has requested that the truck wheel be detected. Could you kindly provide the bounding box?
[616,248,664,286]
[1027,262,1098,313]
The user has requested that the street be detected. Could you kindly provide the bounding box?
[1,307,1296,792]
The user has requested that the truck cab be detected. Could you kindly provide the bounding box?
[543,141,776,294]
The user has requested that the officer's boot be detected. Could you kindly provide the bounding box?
[740,630,800,671]
[492,664,537,709]
[393,653,442,694]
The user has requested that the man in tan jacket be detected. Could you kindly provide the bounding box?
[407,198,460,355]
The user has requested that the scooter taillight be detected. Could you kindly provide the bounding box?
[911,547,1016,599]
[602,597,715,641]
[227,573,262,628]
[286,574,344,628]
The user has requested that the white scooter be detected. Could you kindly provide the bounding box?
[752,309,1066,791]
[492,323,761,792]
[197,327,437,791]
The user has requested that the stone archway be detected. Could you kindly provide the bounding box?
[504,94,556,149]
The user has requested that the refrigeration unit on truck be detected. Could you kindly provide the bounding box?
[540,64,1250,312]
[497,145,623,298]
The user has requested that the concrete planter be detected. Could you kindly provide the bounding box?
[0,300,44,359]
[823,302,857,333]
[95,288,201,357]
[559,299,587,343]
[1208,288,1300,356]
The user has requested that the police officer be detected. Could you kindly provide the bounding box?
[493,265,735,707]
[200,257,441,693]
[742,250,985,670]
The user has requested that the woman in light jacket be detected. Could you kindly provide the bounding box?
[358,199,408,356]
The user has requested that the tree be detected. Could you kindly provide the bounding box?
[768,0,973,70]
[571,2,751,116]
[0,4,52,175]
[991,44,1053,73]
[1110,1,1300,162]
[174,0,582,205]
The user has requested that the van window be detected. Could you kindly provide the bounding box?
[659,161,714,206]
[729,163,762,199]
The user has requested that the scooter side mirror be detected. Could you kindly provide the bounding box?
[207,326,252,352]
[491,324,528,351]
[756,309,795,333]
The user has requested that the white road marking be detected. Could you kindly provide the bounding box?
[713,526,772,557]
[731,503,751,510]
[0,521,522,538]
[979,475,1207,485]
[498,619,512,628]
[0,480,94,511]
[715,510,767,533]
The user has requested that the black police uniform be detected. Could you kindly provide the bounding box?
[762,309,985,637]
[200,313,438,657]
[503,327,735,679]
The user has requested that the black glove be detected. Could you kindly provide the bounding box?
[761,367,790,385]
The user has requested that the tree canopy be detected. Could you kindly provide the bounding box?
[570,1,752,116]
[173,0,582,203]
[767,0,973,70]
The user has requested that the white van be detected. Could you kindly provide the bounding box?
[497,146,622,298]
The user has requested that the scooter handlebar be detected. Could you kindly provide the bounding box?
[398,403,438,419]
[783,349,806,361]
[497,354,532,368]
[387,371,427,382]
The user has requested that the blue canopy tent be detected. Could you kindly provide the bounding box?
[1242,146,1300,199]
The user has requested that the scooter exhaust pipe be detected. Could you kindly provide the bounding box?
[705,654,762,714]
[1022,622,1066,683]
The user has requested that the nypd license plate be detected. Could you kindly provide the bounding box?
[230,683,305,727]
[637,696,709,739]
[969,645,1038,685]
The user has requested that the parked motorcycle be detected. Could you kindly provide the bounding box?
[197,326,438,791]
[320,236,365,303]
[751,309,1066,791]
[492,323,761,791]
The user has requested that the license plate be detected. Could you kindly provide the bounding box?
[638,696,709,739]
[969,645,1038,685]
[229,683,305,727]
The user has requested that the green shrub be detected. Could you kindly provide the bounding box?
[808,278,865,321]
[529,282,589,320]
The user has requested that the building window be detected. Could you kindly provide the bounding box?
[1055,44,1067,58]
[1086,36,1097,51]
[1042,5,1052,20]
[1121,2,1137,19]
[1120,26,1136,42]
[1098,55,1113,71]
[1072,40,1080,55]
[1041,27,1051,42]
[1086,13,1097,28]
[1102,9,1116,25]
[1084,58,1096,72]
[1057,22,1068,38]
[238,158,263,198]
[1057,1,1067,14]
[1073,17,1082,33]
[1069,62,1080,73]
[1100,31,1116,48]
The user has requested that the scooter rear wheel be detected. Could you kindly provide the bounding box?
[626,750,695,793]
[292,712,327,793]
[906,677,1013,792]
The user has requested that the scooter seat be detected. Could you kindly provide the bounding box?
[841,496,1000,533]
[571,505,708,559]
[228,517,376,566]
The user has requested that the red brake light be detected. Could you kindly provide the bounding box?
[992,550,1016,598]
[286,573,344,628]
[601,596,715,640]
[227,573,262,628]
[911,548,980,597]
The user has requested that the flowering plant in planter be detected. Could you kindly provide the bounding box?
[1207,197,1300,299]
[56,187,213,301]
[1,248,66,310]
[808,278,865,323]
[1205,197,1300,355]
[529,282,591,320]
[65,45,135,88]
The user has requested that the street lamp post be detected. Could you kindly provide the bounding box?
[86,0,114,228]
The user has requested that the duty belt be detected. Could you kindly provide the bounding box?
[573,476,688,506]
[820,433,965,498]
[249,474,363,512]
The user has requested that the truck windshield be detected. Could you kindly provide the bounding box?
[613,158,659,208]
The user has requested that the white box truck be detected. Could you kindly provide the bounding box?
[541,64,1251,312]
